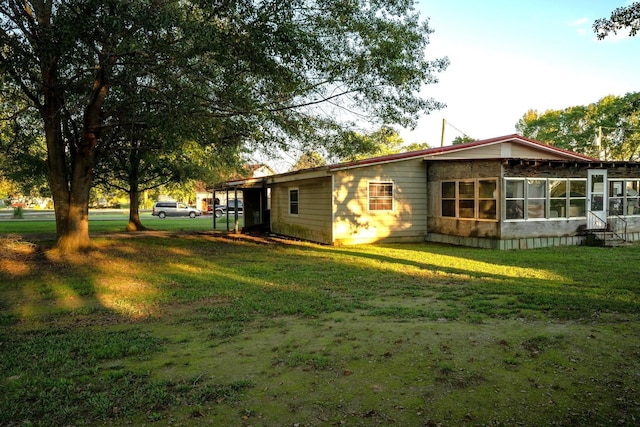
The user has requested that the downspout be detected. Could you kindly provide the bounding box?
[424,162,429,241]
[331,173,335,244]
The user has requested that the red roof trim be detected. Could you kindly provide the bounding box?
[327,134,596,170]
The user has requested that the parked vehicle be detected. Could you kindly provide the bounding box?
[152,201,201,218]
[210,199,243,218]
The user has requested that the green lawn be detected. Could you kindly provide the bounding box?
[1,229,639,426]
[0,211,242,235]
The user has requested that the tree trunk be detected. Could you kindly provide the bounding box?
[44,64,107,252]
[126,147,147,231]
[41,56,93,252]
[126,187,147,231]
[54,155,94,252]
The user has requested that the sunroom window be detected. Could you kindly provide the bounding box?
[458,181,475,218]
[478,179,497,219]
[527,179,546,219]
[505,179,524,220]
[626,180,640,215]
[440,179,497,220]
[505,178,586,220]
[609,180,624,216]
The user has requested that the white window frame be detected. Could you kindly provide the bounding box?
[288,187,299,216]
[504,177,587,221]
[368,181,394,212]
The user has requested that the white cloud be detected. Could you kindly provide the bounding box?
[570,17,589,27]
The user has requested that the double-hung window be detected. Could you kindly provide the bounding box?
[527,179,546,218]
[609,180,624,216]
[289,188,299,215]
[441,182,456,217]
[478,179,497,219]
[458,181,475,218]
[549,179,567,218]
[368,182,394,211]
[568,180,587,217]
[505,179,525,219]
[626,180,640,215]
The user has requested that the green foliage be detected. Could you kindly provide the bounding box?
[1,0,448,248]
[330,126,433,162]
[594,2,640,39]
[290,151,327,171]
[516,92,640,160]
[452,135,476,144]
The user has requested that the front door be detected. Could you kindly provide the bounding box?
[587,169,607,229]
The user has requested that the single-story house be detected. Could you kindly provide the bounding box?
[214,134,640,249]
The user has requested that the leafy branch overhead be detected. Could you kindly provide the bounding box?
[593,2,640,39]
[0,0,448,251]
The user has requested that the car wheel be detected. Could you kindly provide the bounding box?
[189,212,196,218]
[214,209,223,218]
[158,212,166,219]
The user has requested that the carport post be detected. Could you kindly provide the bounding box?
[234,187,239,233]
[212,189,216,230]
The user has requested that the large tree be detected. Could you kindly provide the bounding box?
[594,2,640,39]
[516,92,640,161]
[0,0,448,252]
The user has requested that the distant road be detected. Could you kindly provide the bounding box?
[0,209,213,221]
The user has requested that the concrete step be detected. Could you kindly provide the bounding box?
[585,231,628,247]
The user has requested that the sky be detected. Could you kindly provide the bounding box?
[401,0,640,147]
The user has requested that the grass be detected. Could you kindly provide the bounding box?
[0,211,241,235]
[1,229,640,426]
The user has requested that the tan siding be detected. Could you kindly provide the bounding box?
[332,158,427,244]
[425,142,577,160]
[270,177,333,244]
[426,144,502,159]
[506,144,569,159]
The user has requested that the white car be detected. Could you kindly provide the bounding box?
[152,201,201,218]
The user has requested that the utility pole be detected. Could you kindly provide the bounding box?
[440,118,446,147]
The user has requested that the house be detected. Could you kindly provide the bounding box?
[214,134,640,249]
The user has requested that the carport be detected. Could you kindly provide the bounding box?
[211,177,270,233]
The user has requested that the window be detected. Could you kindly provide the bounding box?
[527,179,546,219]
[441,181,456,217]
[568,180,586,217]
[458,181,475,218]
[478,179,497,219]
[609,180,624,216]
[626,180,640,215]
[505,179,525,219]
[505,178,587,220]
[369,182,394,211]
[440,179,497,220]
[549,179,567,218]
[289,188,299,215]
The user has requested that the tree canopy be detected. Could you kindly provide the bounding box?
[516,92,640,161]
[594,2,640,39]
[0,0,448,252]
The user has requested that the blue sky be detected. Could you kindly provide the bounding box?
[401,0,640,146]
